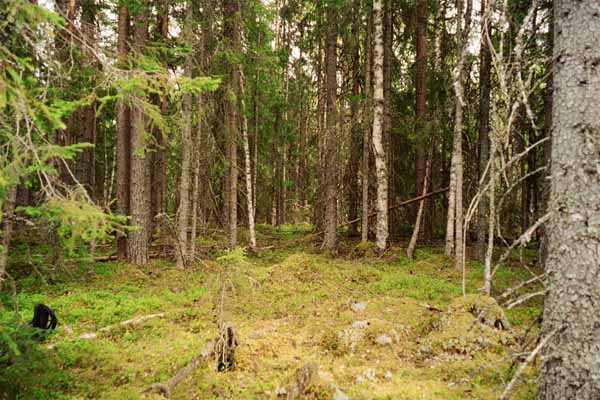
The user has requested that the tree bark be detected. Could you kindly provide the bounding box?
[176,0,194,268]
[0,186,17,287]
[476,0,492,261]
[239,67,257,251]
[322,1,338,253]
[445,0,472,265]
[539,4,554,268]
[383,0,393,233]
[116,4,131,260]
[414,0,428,241]
[346,0,361,237]
[372,0,388,252]
[537,2,600,398]
[127,5,150,265]
[151,0,169,225]
[224,0,238,248]
[407,147,432,260]
[361,5,373,243]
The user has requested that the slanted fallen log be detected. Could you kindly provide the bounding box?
[145,343,215,398]
[47,313,165,349]
[303,187,449,240]
[145,323,238,398]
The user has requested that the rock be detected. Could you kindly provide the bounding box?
[333,388,350,400]
[352,320,369,328]
[351,302,366,313]
[375,334,392,345]
[364,369,376,381]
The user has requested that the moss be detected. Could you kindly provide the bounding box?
[350,241,377,258]
[2,237,543,399]
[419,295,515,357]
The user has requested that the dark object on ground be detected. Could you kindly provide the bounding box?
[30,304,57,335]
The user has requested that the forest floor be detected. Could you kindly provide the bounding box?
[2,224,543,399]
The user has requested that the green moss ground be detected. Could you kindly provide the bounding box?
[1,226,543,399]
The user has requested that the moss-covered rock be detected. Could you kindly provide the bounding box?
[419,295,514,357]
[275,362,334,399]
[350,241,377,258]
[320,318,398,356]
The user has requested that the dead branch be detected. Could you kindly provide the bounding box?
[47,313,165,349]
[499,274,545,301]
[305,187,449,240]
[145,342,214,398]
[500,327,559,400]
[505,290,548,310]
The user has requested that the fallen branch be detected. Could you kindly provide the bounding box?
[145,342,215,398]
[47,313,165,349]
[91,252,173,262]
[505,289,548,310]
[500,327,559,400]
[418,303,442,312]
[305,187,449,240]
[498,274,545,301]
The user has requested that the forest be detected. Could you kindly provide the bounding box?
[1,0,599,398]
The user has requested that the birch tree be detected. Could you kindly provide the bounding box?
[372,0,388,252]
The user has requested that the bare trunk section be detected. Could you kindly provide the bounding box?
[152,0,169,224]
[0,186,17,287]
[537,2,600,398]
[116,4,130,260]
[482,133,496,295]
[322,1,338,253]
[224,0,239,249]
[476,0,492,261]
[176,0,194,268]
[346,0,361,237]
[414,0,428,241]
[127,6,150,265]
[382,0,393,234]
[372,0,388,252]
[446,0,472,265]
[361,6,373,243]
[238,67,257,251]
[407,147,432,260]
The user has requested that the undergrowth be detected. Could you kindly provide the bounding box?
[0,224,543,399]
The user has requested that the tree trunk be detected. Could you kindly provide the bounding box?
[476,0,492,261]
[239,67,257,251]
[445,0,472,265]
[322,1,338,253]
[382,0,393,234]
[224,0,238,248]
[361,6,373,243]
[346,0,361,236]
[76,0,97,197]
[116,4,131,260]
[414,0,428,241]
[176,0,194,268]
[372,0,388,252]
[0,186,17,287]
[537,2,600,398]
[407,147,432,260]
[152,0,169,224]
[539,5,554,268]
[482,132,496,295]
[127,6,150,265]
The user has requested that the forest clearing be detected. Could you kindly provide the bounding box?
[3,225,542,399]
[2,0,599,398]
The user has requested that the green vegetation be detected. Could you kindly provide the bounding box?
[0,226,543,399]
